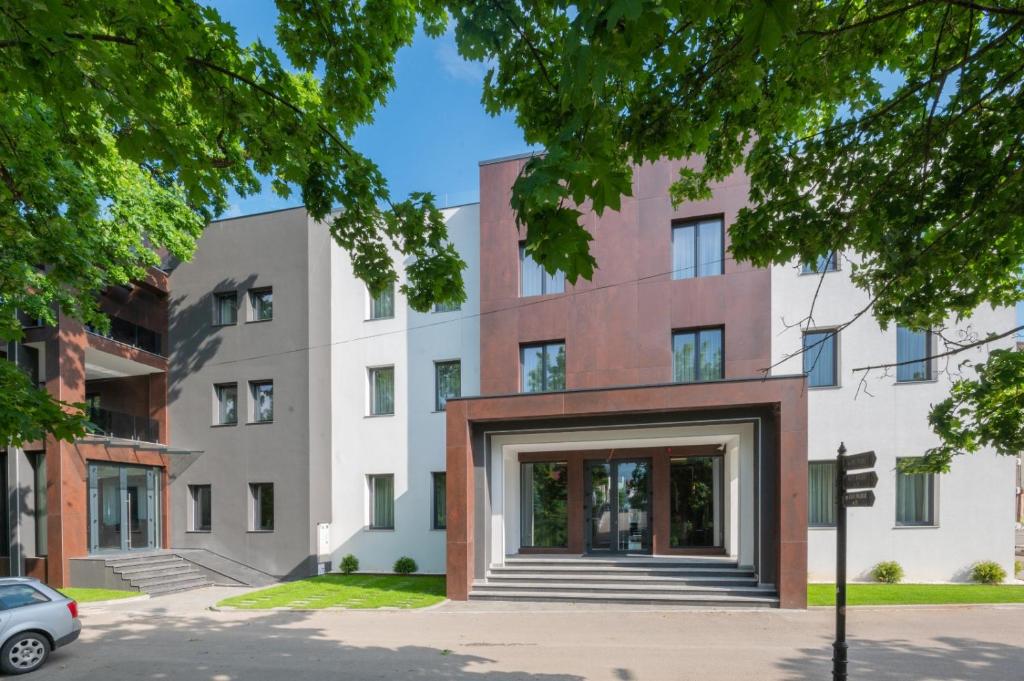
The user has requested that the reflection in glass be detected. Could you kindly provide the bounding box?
[615,461,650,552]
[520,462,568,547]
[588,463,611,550]
[670,457,722,548]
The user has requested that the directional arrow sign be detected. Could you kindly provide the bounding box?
[842,490,875,508]
[844,471,878,490]
[843,450,876,471]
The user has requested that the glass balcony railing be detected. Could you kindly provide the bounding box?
[85,316,164,356]
[86,406,161,443]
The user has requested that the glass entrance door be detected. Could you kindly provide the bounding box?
[88,464,161,553]
[585,460,651,554]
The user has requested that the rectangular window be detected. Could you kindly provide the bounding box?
[369,284,395,320]
[672,218,724,279]
[368,474,395,529]
[669,456,723,548]
[249,288,273,321]
[672,327,724,383]
[0,585,50,610]
[897,326,932,382]
[434,360,461,411]
[520,462,568,547]
[520,342,566,393]
[896,459,936,526]
[250,483,274,531]
[369,366,395,416]
[249,380,273,423]
[808,461,836,527]
[803,330,838,387]
[213,291,237,325]
[190,484,212,532]
[433,300,461,313]
[431,472,446,530]
[214,383,238,425]
[30,453,46,556]
[801,252,839,274]
[520,243,565,297]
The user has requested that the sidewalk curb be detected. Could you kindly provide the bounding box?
[79,594,151,609]
[210,599,451,613]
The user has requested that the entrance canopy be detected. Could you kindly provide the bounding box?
[445,376,808,608]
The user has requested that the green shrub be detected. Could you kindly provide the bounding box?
[393,556,418,575]
[1015,560,1023,576]
[340,554,359,575]
[971,561,1006,585]
[871,561,904,584]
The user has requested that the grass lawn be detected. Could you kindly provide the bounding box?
[60,587,140,603]
[808,583,1024,606]
[217,574,447,610]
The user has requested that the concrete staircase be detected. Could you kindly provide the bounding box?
[105,553,212,596]
[470,555,778,607]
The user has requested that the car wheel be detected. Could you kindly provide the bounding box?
[0,632,50,675]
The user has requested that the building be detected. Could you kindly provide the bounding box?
[8,154,1013,604]
[3,270,177,587]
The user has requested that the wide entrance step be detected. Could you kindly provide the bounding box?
[470,555,777,607]
[105,552,213,596]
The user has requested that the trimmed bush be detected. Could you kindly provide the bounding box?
[393,556,418,575]
[971,561,1006,585]
[1015,560,1023,576]
[340,554,359,575]
[871,561,904,584]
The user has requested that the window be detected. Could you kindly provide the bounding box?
[431,472,446,530]
[801,252,839,274]
[672,327,724,383]
[520,462,568,547]
[369,284,394,320]
[368,474,394,529]
[0,585,50,611]
[213,291,237,325]
[30,453,46,556]
[672,218,724,279]
[249,288,273,321]
[190,485,212,532]
[896,459,936,526]
[897,326,932,382]
[433,300,461,313]
[520,243,565,297]
[803,330,838,387]
[670,457,723,548]
[214,383,238,425]
[250,483,274,531]
[808,461,836,527]
[368,366,395,416]
[249,380,273,423]
[434,360,461,411]
[520,342,566,393]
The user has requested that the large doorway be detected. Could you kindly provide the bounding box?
[585,460,651,554]
[88,463,161,553]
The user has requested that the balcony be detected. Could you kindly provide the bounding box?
[86,406,161,444]
[86,316,163,356]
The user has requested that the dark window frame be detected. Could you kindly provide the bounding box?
[249,380,274,424]
[800,251,840,275]
[248,287,273,322]
[368,284,395,320]
[214,382,238,426]
[519,341,566,393]
[802,329,839,388]
[189,484,212,532]
[896,326,934,383]
[431,472,446,530]
[434,360,461,412]
[671,216,725,280]
[212,291,238,326]
[671,326,725,383]
[519,241,566,297]
[807,460,837,528]
[368,474,395,530]
[368,365,395,416]
[895,458,937,527]
[249,482,274,532]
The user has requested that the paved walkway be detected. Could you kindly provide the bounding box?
[33,587,1024,681]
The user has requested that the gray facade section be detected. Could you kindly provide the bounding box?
[168,207,332,579]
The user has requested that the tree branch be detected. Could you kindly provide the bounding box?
[851,324,1024,373]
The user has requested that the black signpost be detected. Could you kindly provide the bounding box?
[833,443,878,681]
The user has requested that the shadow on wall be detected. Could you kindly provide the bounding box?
[776,637,1024,681]
[47,605,585,681]
[167,275,260,404]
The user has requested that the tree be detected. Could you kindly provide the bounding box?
[0,0,464,445]
[445,0,1024,471]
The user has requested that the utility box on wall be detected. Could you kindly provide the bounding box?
[316,522,331,574]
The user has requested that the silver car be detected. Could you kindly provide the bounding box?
[0,578,81,675]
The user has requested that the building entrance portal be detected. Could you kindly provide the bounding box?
[585,459,652,554]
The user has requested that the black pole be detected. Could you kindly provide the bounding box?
[833,442,848,681]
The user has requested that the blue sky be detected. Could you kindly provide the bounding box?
[210,0,534,217]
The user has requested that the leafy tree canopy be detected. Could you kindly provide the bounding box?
[446,0,1024,470]
[0,0,463,445]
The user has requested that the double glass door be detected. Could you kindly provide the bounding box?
[585,460,651,553]
[88,464,161,553]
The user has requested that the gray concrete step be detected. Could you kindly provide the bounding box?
[130,570,209,591]
[145,577,211,596]
[468,589,778,607]
[484,573,759,587]
[106,554,181,570]
[113,563,196,580]
[474,579,770,595]
[490,564,753,577]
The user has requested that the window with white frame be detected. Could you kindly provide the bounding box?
[249,482,274,531]
[249,288,273,321]
[214,383,238,425]
[189,484,212,532]
[368,366,395,415]
[249,380,273,423]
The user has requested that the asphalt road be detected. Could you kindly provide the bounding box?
[31,587,1024,681]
